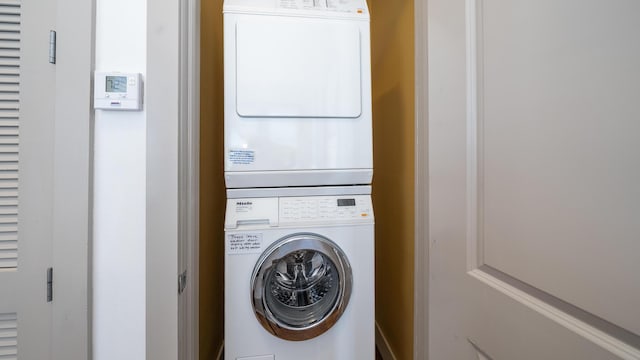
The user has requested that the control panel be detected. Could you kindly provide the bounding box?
[94,72,143,111]
[276,0,368,14]
[280,195,372,222]
[225,195,373,229]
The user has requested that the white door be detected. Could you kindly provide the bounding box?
[428,0,640,359]
[0,1,54,358]
[0,0,92,359]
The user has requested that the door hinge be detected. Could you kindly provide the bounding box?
[47,267,53,302]
[178,270,187,295]
[49,30,56,64]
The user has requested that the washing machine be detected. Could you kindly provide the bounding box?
[223,0,373,189]
[224,186,375,360]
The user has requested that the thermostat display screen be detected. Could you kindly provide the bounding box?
[106,76,127,93]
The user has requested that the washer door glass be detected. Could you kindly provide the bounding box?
[251,233,352,341]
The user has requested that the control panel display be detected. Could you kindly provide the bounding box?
[337,199,356,207]
[94,72,143,111]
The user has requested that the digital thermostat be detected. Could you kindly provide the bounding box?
[94,72,143,110]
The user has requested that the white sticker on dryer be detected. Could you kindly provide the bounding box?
[229,149,255,165]
[228,233,263,254]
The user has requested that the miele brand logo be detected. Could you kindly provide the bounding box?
[235,201,253,213]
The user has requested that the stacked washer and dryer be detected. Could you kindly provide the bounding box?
[223,1,374,359]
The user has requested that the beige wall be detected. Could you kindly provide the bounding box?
[370,0,415,359]
[200,0,225,358]
[199,1,415,358]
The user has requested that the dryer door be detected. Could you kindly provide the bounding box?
[251,233,352,341]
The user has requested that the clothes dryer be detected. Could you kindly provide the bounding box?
[224,186,374,360]
[223,0,373,188]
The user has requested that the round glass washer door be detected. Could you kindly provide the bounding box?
[251,233,352,341]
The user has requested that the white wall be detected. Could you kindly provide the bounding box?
[93,0,147,358]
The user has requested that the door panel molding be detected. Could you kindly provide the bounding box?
[469,267,640,359]
[469,339,494,360]
[465,0,483,272]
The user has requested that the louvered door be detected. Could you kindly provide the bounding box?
[0,0,55,358]
[0,1,19,274]
[0,3,22,359]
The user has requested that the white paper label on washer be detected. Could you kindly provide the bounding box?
[228,233,263,254]
[229,149,255,165]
